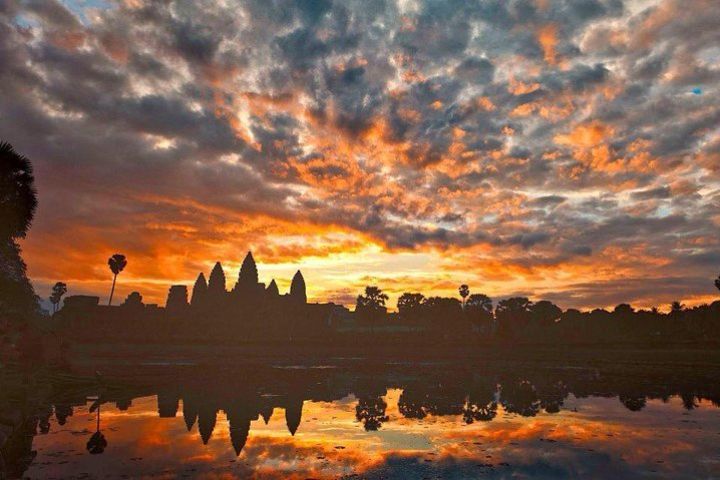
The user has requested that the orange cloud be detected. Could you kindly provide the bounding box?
[537,24,559,65]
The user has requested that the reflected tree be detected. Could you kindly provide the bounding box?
[539,381,568,414]
[398,387,427,419]
[680,393,699,411]
[619,394,646,412]
[54,405,73,425]
[86,400,108,454]
[355,393,388,431]
[464,382,498,424]
[501,380,541,417]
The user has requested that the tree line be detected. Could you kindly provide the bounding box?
[355,282,720,343]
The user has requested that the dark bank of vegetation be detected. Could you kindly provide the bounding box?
[351,284,720,346]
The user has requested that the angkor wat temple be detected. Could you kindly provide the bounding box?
[165,251,309,318]
[58,252,351,343]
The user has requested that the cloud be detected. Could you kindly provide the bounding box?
[0,0,717,309]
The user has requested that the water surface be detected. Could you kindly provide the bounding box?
[3,355,720,479]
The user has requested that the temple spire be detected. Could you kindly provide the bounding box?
[285,399,303,436]
[190,272,207,306]
[207,262,226,295]
[290,270,307,303]
[266,279,279,297]
[238,251,258,287]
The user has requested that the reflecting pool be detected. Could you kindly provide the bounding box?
[2,355,720,479]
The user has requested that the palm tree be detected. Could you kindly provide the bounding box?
[1,142,39,322]
[397,292,425,317]
[0,142,37,241]
[49,282,67,314]
[459,284,469,307]
[107,254,127,306]
[355,286,389,333]
[356,286,388,310]
[670,301,684,314]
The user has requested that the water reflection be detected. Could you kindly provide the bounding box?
[1,360,720,479]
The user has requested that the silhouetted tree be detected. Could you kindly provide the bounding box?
[715,274,720,293]
[465,293,493,333]
[423,296,466,336]
[614,303,634,315]
[670,301,684,318]
[0,142,37,240]
[459,284,469,307]
[122,291,143,308]
[397,292,425,319]
[107,254,127,306]
[356,286,388,332]
[49,282,67,314]
[0,142,39,323]
[495,297,532,340]
[529,300,562,327]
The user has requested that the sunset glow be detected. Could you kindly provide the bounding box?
[2,0,718,310]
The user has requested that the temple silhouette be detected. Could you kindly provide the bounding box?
[58,252,351,343]
[53,251,720,347]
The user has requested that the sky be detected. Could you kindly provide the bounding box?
[1,0,718,311]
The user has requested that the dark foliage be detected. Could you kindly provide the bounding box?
[0,142,38,324]
[0,142,37,241]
